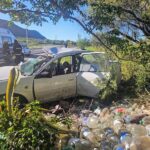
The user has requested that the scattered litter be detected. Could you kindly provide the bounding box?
[44,96,150,150]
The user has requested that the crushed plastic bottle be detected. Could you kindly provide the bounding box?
[131,136,150,150]
[115,108,126,116]
[124,115,132,124]
[113,144,125,150]
[94,107,101,116]
[68,138,92,150]
[113,119,123,133]
[87,115,99,129]
[107,133,120,148]
[124,114,147,124]
[126,124,147,137]
[80,127,90,138]
[129,141,139,150]
[103,127,115,136]
[83,131,97,143]
[92,128,105,140]
[80,115,88,126]
[141,116,150,125]
[100,139,112,150]
[120,133,132,150]
[145,124,150,136]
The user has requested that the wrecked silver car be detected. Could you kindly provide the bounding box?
[0,50,121,102]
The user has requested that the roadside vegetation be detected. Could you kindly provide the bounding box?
[17,38,76,49]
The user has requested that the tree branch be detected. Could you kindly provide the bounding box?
[0,9,56,17]
[117,30,139,43]
[118,6,150,25]
[68,16,138,62]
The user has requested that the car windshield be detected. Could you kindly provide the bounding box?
[80,53,109,72]
[19,58,46,76]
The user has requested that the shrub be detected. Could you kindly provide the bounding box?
[0,101,58,150]
[121,61,150,93]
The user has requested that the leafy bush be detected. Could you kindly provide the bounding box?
[0,101,58,150]
[121,61,150,93]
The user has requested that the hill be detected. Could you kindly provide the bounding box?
[0,19,46,40]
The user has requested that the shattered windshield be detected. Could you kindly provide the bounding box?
[19,58,46,76]
[80,53,109,72]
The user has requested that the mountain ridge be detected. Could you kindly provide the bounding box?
[0,19,46,40]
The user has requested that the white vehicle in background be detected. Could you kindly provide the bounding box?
[0,28,30,56]
[21,43,31,56]
[0,27,15,53]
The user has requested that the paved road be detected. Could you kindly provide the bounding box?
[0,45,63,67]
[0,48,44,67]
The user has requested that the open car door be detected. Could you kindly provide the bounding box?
[77,52,111,98]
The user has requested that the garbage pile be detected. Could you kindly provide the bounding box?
[45,97,150,150]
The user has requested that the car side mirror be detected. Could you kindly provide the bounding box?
[36,70,52,78]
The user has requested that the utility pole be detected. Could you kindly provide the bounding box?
[26,26,28,46]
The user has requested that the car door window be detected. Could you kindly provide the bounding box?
[59,56,73,74]
[80,53,109,72]
[42,56,73,77]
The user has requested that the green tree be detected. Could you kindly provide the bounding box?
[77,37,90,49]
[1,0,150,54]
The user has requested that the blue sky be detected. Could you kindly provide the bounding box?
[0,13,89,41]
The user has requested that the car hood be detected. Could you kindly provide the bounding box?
[0,66,15,81]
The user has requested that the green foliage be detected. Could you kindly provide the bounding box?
[0,101,58,150]
[121,61,149,93]
[99,78,118,100]
[77,38,91,49]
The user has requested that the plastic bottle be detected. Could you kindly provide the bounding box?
[124,115,132,124]
[103,127,114,136]
[80,127,90,138]
[94,107,101,116]
[87,115,99,129]
[100,139,112,150]
[68,138,92,150]
[124,114,147,124]
[129,141,139,150]
[68,138,80,150]
[145,124,150,136]
[113,144,125,150]
[142,116,150,125]
[107,133,120,148]
[113,119,123,134]
[92,128,104,140]
[131,136,150,150]
[83,131,97,143]
[120,134,132,150]
[126,124,147,137]
[80,115,88,126]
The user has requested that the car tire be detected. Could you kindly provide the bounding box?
[0,94,28,109]
[13,94,28,108]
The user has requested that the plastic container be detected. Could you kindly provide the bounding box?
[68,138,92,150]
[113,144,125,150]
[87,115,99,129]
[107,133,120,147]
[81,116,88,126]
[113,119,123,133]
[103,127,115,136]
[120,134,132,150]
[142,116,150,125]
[100,139,112,150]
[127,124,147,137]
[145,124,150,136]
